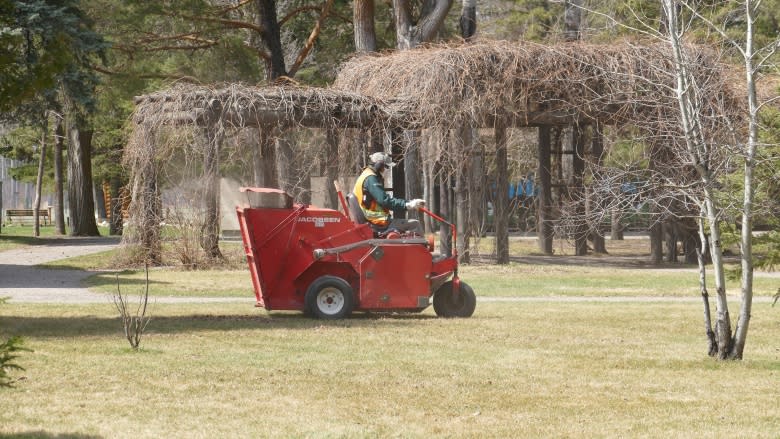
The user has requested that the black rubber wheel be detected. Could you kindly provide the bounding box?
[304,276,355,319]
[433,280,476,318]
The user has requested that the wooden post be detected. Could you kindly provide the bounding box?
[405,129,424,225]
[455,122,473,263]
[390,128,406,219]
[572,123,588,256]
[438,131,452,257]
[494,116,509,264]
[611,207,625,240]
[325,127,340,209]
[590,123,607,253]
[275,131,294,198]
[258,128,278,188]
[201,123,223,260]
[537,125,553,254]
[127,125,162,265]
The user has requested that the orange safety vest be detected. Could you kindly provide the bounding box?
[353,168,389,227]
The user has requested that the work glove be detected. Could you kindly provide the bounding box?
[405,198,426,211]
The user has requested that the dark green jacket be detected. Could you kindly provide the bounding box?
[362,172,407,211]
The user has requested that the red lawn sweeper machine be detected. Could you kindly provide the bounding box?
[236,186,476,319]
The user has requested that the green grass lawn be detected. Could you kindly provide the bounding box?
[0,224,63,251]
[0,224,112,252]
[1,301,778,438]
[17,231,778,301]
[67,260,778,300]
[460,263,780,298]
[2,230,779,437]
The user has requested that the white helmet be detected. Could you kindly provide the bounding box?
[369,152,395,169]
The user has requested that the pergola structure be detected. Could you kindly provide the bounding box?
[127,40,741,264]
[127,85,408,262]
[332,39,740,259]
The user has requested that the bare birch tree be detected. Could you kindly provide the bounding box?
[586,0,779,359]
[563,0,778,358]
[661,0,733,357]
[658,0,780,359]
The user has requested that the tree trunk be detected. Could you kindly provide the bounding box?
[66,123,99,236]
[697,216,718,356]
[494,117,509,264]
[255,0,288,80]
[54,115,65,235]
[33,120,47,237]
[663,0,733,357]
[459,0,476,41]
[353,0,377,52]
[393,0,453,49]
[732,0,760,359]
[703,191,732,359]
[201,124,223,260]
[94,183,107,223]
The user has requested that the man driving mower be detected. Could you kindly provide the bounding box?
[352,152,426,236]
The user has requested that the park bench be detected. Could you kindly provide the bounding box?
[5,208,51,226]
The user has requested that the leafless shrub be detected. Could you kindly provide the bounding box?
[112,265,152,350]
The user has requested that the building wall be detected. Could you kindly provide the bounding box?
[0,156,55,218]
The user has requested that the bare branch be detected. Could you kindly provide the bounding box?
[288,0,335,77]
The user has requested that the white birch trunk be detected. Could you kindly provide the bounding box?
[663,0,732,356]
[733,0,760,359]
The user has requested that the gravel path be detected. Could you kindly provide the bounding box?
[0,237,123,304]
[0,237,252,304]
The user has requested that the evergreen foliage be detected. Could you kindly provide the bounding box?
[0,0,107,117]
[0,335,30,388]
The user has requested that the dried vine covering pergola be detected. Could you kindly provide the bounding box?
[126,40,744,264]
[333,39,743,258]
[333,39,739,129]
[126,84,408,263]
